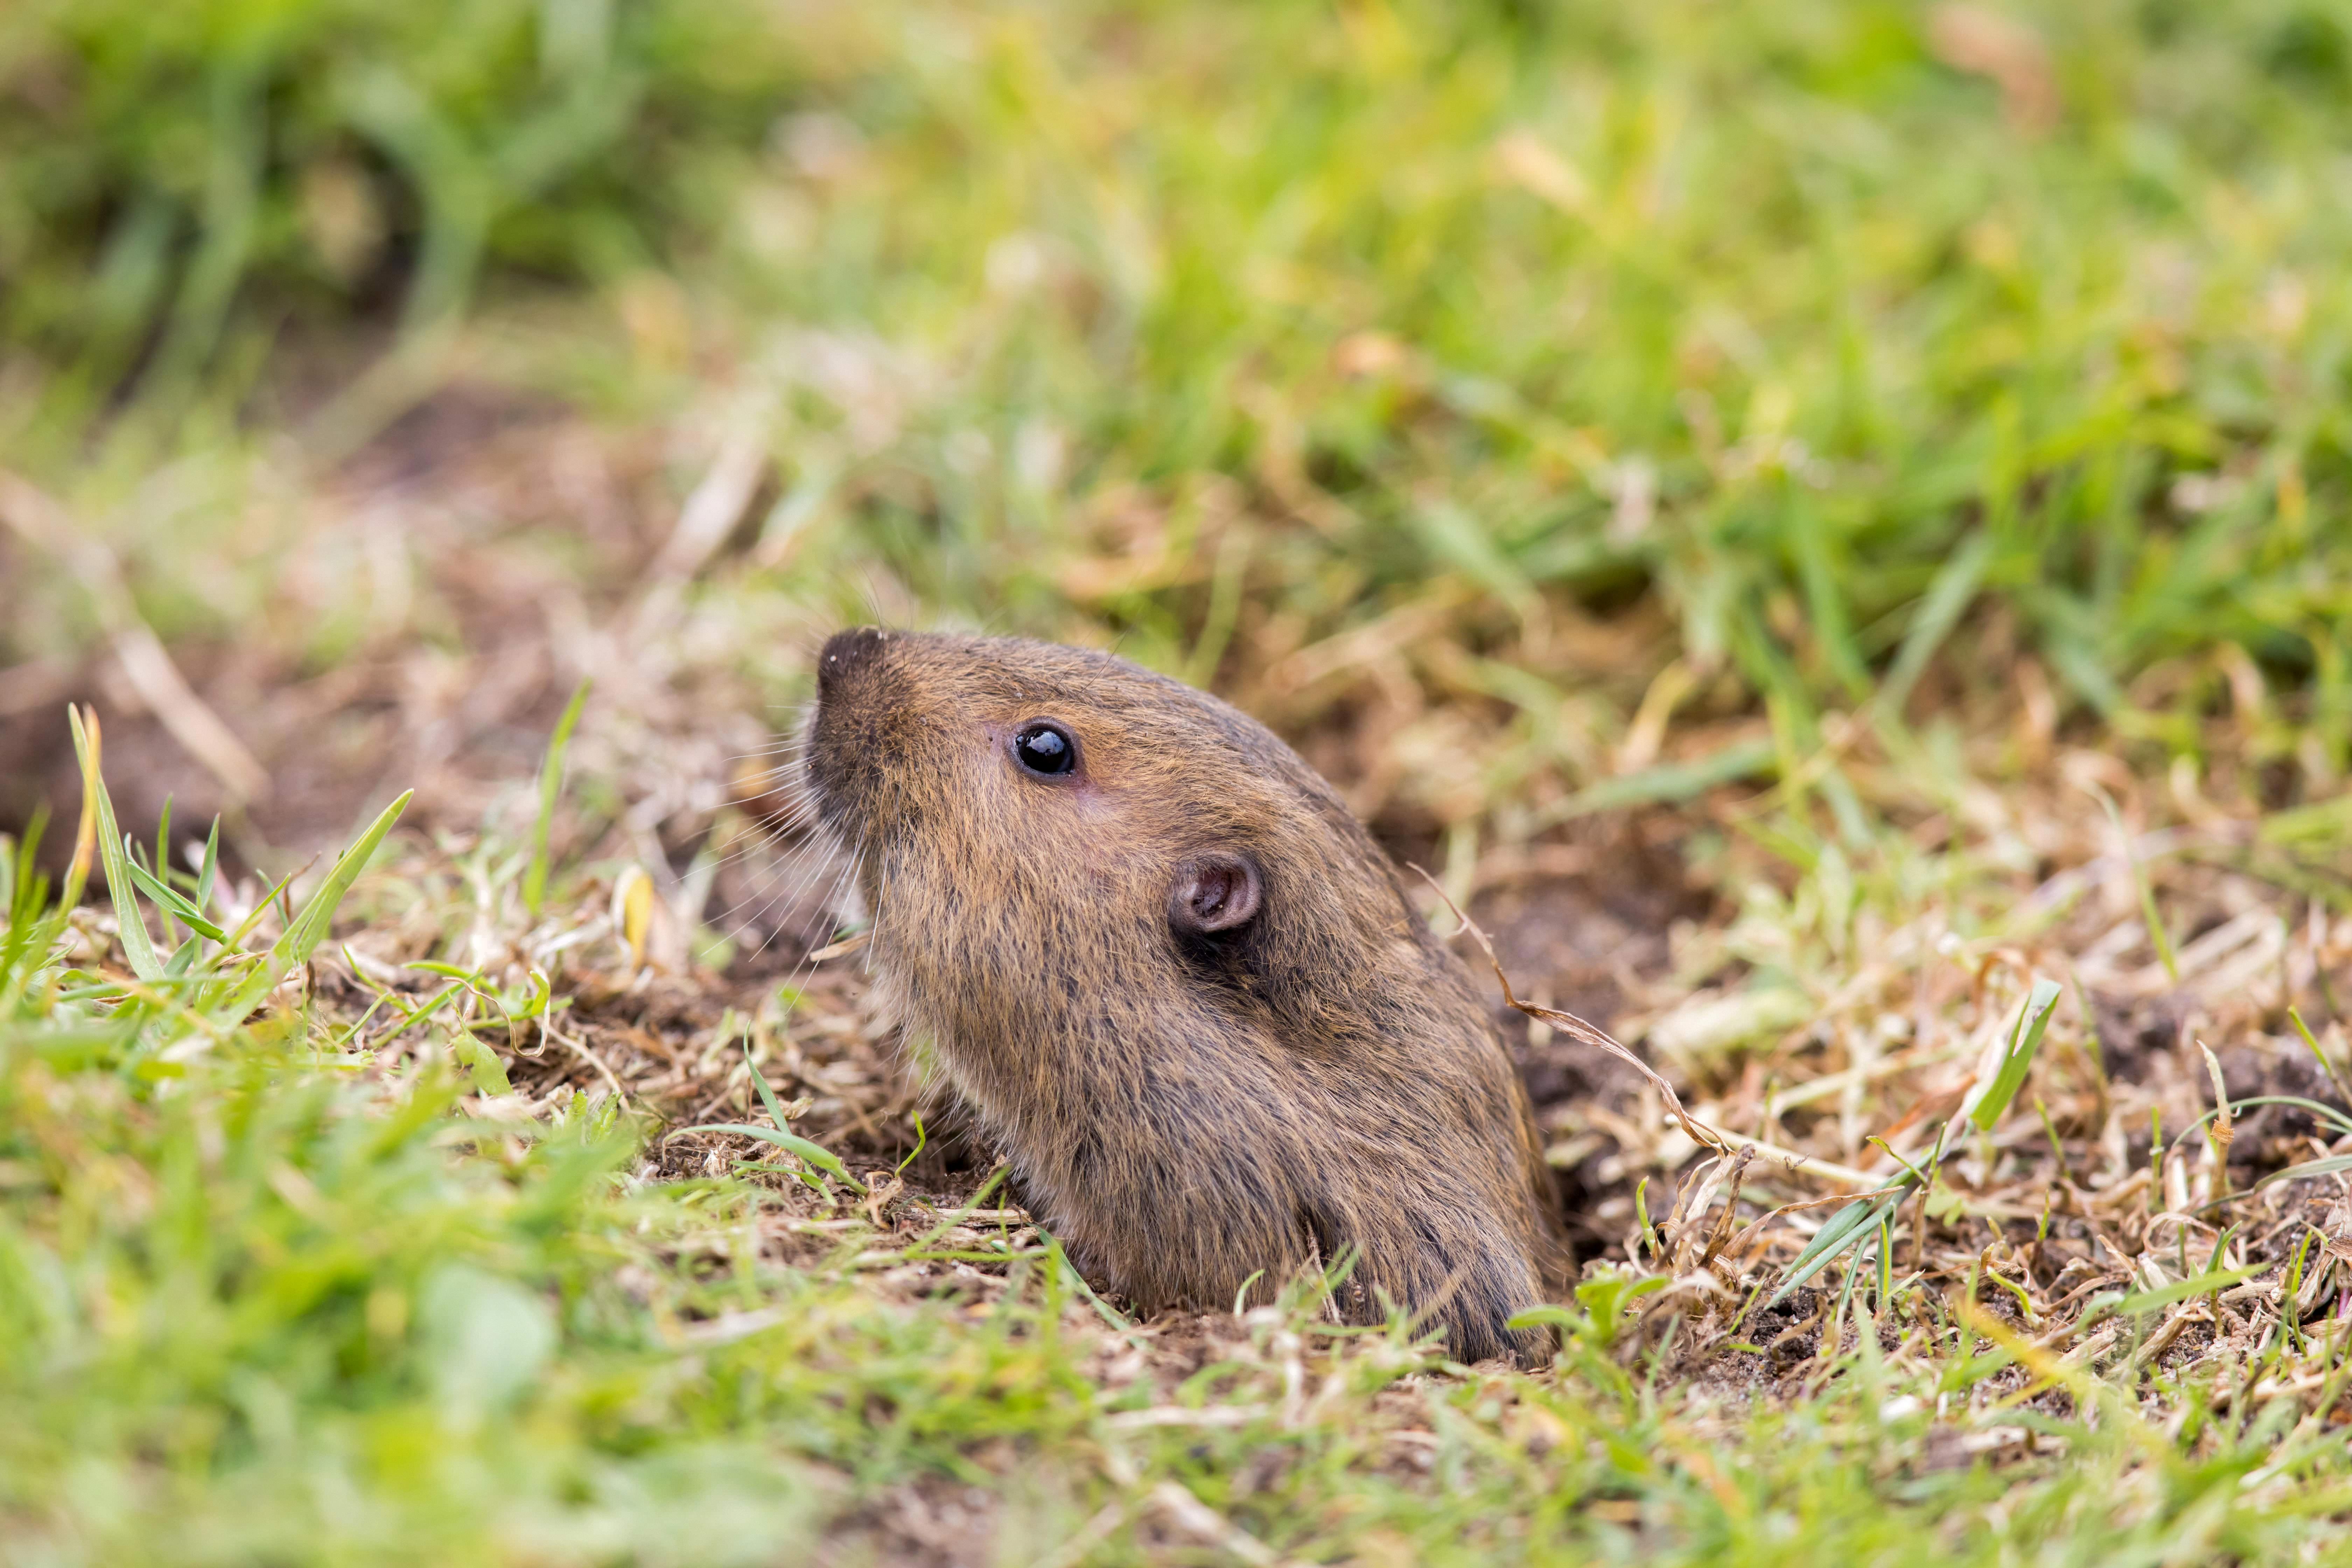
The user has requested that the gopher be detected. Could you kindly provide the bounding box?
[805,626,1561,1364]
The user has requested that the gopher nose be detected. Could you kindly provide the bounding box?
[817,627,889,702]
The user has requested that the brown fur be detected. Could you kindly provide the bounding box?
[805,627,1562,1364]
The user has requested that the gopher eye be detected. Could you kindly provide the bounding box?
[1011,721,1077,777]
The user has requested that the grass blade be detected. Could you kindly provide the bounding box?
[1767,1190,1906,1311]
[2289,1007,2352,1108]
[120,856,227,941]
[682,1122,866,1193]
[1880,528,1994,722]
[0,810,54,999]
[2256,1154,2352,1191]
[0,817,16,922]
[70,707,164,981]
[743,1038,792,1131]
[62,715,99,911]
[152,795,173,944]
[1963,978,2064,1133]
[2102,1266,2261,1320]
[523,679,590,919]
[2171,1097,2352,1151]
[215,791,411,1021]
[278,793,411,964]
[194,816,220,916]
[1764,979,2051,1317]
[694,1040,867,1194]
[1539,737,1777,825]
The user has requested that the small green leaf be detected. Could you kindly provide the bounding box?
[454,1034,514,1096]
[1567,1273,1669,1348]
[509,968,552,1021]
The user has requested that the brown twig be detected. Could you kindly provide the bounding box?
[1412,864,1731,1157]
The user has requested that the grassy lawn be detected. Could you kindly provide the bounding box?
[7,1,2352,1562]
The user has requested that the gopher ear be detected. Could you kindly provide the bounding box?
[1169,852,1262,935]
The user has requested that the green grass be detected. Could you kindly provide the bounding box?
[9,758,2352,1565]
[12,1,2352,1562]
[7,0,2352,770]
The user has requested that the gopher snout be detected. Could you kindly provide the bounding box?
[817,625,889,696]
[805,628,904,834]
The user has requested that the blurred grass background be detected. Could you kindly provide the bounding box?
[5,0,2351,839]
[12,3,2352,1563]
